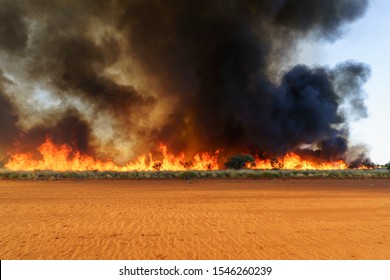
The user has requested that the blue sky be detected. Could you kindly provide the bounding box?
[297,0,390,164]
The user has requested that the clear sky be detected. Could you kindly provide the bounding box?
[297,0,390,164]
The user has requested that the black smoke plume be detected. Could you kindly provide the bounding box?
[0,0,370,165]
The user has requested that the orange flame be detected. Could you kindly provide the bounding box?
[5,137,349,171]
[252,153,347,170]
[5,137,220,171]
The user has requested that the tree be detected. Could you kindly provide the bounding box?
[224,154,255,170]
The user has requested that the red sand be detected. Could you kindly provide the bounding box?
[0,178,389,259]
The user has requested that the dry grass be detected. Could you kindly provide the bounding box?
[0,169,389,180]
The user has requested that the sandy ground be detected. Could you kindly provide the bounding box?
[0,178,389,260]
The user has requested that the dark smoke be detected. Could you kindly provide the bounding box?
[0,1,28,54]
[13,110,93,156]
[0,0,370,165]
[0,71,21,165]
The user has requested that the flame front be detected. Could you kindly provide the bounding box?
[5,137,220,171]
[252,153,347,170]
[5,137,349,172]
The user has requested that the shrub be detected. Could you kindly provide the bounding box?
[225,154,255,170]
[178,171,198,180]
[270,157,283,169]
[152,162,162,171]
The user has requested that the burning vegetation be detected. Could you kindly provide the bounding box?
[0,0,378,172]
[4,137,367,172]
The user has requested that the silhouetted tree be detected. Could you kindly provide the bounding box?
[270,157,284,170]
[225,154,255,170]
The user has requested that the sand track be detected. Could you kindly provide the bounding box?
[0,179,389,259]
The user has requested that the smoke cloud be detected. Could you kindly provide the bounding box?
[0,0,370,165]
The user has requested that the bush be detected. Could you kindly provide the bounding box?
[178,171,198,180]
[224,154,255,170]
[270,157,283,169]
